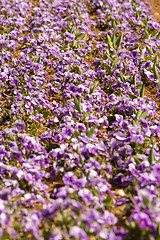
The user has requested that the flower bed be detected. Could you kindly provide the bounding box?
[0,0,160,239]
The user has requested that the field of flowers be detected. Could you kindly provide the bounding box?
[0,0,160,239]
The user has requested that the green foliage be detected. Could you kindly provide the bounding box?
[89,82,98,94]
[142,196,154,210]
[74,96,82,114]
[86,125,97,138]
[156,223,160,240]
[103,196,113,210]
[140,84,145,98]
[148,145,154,164]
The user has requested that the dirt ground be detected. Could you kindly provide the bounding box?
[147,0,160,19]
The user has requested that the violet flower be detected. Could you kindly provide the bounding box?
[69,226,88,240]
[13,120,25,132]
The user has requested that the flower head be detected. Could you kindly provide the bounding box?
[69,226,88,240]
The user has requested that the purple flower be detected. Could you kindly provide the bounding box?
[78,188,93,205]
[128,163,139,177]
[119,145,133,157]
[86,143,99,155]
[55,186,74,199]
[144,69,154,80]
[23,212,41,239]
[63,172,76,185]
[13,120,25,132]
[62,126,74,138]
[135,135,144,144]
[75,122,86,132]
[0,189,10,201]
[99,228,117,239]
[10,147,23,162]
[138,172,156,186]
[72,177,87,191]
[116,198,129,206]
[0,228,3,237]
[49,231,62,240]
[114,131,127,141]
[8,141,17,150]
[54,134,65,143]
[103,210,117,225]
[69,226,88,240]
[132,211,154,229]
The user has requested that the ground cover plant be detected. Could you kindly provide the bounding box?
[0,0,160,239]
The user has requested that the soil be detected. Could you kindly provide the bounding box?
[147,0,160,19]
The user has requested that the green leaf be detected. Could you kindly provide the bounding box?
[127,93,138,100]
[38,83,44,89]
[76,33,87,41]
[103,197,112,210]
[105,64,111,74]
[155,55,159,65]
[112,33,116,49]
[116,33,123,49]
[75,6,79,17]
[136,83,143,90]
[132,120,136,126]
[67,25,73,33]
[74,96,82,114]
[36,56,41,63]
[111,17,117,29]
[43,111,50,118]
[142,196,154,210]
[135,110,141,122]
[153,63,159,80]
[3,107,11,116]
[119,73,126,83]
[132,73,137,86]
[138,110,148,120]
[37,107,43,114]
[79,154,83,165]
[134,157,142,165]
[105,50,113,62]
[92,187,100,198]
[83,111,90,120]
[146,45,153,55]
[156,223,160,240]
[106,34,113,49]
[149,145,154,164]
[86,125,97,138]
[89,82,97,94]
[74,130,79,139]
[157,31,160,39]
[77,146,83,165]
[86,122,89,134]
[77,66,83,75]
[136,12,140,19]
[145,29,151,40]
[140,84,145,98]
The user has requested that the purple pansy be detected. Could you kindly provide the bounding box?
[62,126,74,138]
[63,172,76,185]
[119,145,133,157]
[69,226,88,240]
[72,177,87,191]
[13,120,25,132]
[78,188,93,205]
[132,211,155,230]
